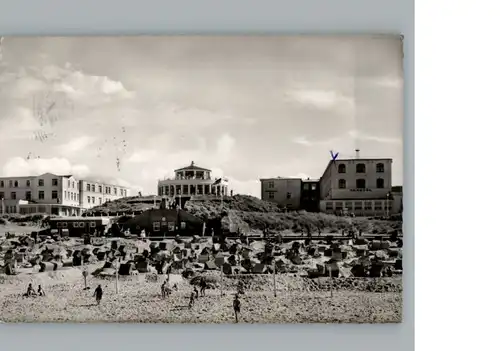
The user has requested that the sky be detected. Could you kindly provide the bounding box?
[0,36,403,197]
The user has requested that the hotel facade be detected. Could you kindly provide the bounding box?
[157,162,229,208]
[0,173,130,216]
[259,152,402,216]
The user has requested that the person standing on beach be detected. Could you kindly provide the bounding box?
[37,285,45,296]
[233,294,241,323]
[93,284,103,305]
[199,277,207,297]
[188,289,196,308]
[161,280,167,299]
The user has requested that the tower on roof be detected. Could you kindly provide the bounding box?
[191,161,194,166]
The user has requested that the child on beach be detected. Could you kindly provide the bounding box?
[233,294,241,323]
[93,284,103,305]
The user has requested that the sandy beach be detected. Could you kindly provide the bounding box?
[0,267,401,323]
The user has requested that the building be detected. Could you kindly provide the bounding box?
[318,152,398,215]
[300,178,320,212]
[0,173,82,216]
[79,180,129,209]
[0,173,130,215]
[157,161,229,208]
[260,177,302,210]
[124,208,205,237]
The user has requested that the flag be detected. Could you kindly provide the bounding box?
[330,151,339,169]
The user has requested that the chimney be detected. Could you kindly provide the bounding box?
[355,149,360,159]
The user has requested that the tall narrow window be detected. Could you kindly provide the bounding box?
[338,179,346,189]
[338,164,346,173]
[356,163,366,173]
[356,179,366,189]
[376,178,385,188]
[376,163,385,173]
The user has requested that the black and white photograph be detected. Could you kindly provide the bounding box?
[0,35,403,323]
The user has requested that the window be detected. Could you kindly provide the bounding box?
[26,191,31,200]
[376,178,385,189]
[153,222,161,231]
[268,181,275,189]
[124,190,127,197]
[335,203,343,210]
[114,188,117,195]
[183,185,189,194]
[269,192,275,199]
[26,180,30,187]
[338,164,346,173]
[99,186,102,193]
[326,202,333,210]
[303,183,309,190]
[376,163,385,173]
[92,197,95,204]
[90,222,96,228]
[356,179,366,189]
[120,189,123,196]
[0,192,3,199]
[38,191,44,200]
[56,222,62,228]
[364,202,372,210]
[52,191,58,199]
[356,163,366,173]
[168,222,175,231]
[91,185,95,192]
[72,182,75,188]
[52,178,58,186]
[64,191,67,199]
[73,222,79,228]
[345,202,353,210]
[374,201,383,210]
[62,222,67,228]
[99,198,102,204]
[9,180,13,187]
[68,180,71,187]
[79,222,85,228]
[311,184,317,191]
[180,222,186,229]
[0,181,3,187]
[86,184,91,191]
[355,202,363,210]
[286,192,292,199]
[14,181,18,187]
[38,179,44,186]
[338,179,346,189]
[11,192,16,200]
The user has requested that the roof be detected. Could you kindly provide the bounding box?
[260,177,302,181]
[50,217,110,221]
[174,161,211,172]
[302,178,320,182]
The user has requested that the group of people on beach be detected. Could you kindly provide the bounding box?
[23,283,45,297]
[160,275,242,323]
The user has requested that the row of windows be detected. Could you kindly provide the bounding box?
[85,183,125,196]
[159,184,227,196]
[55,222,97,228]
[0,190,59,200]
[64,191,78,201]
[336,163,385,174]
[0,178,78,188]
[302,183,317,191]
[152,221,187,231]
[338,178,385,189]
[325,201,392,211]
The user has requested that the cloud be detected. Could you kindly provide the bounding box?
[293,130,401,148]
[58,135,95,155]
[1,157,90,178]
[347,130,401,144]
[285,89,354,110]
[127,149,160,163]
[215,134,235,163]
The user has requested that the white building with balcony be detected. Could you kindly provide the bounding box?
[157,162,229,207]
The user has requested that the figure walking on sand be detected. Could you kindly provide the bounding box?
[233,294,241,323]
[199,277,207,297]
[93,284,103,305]
[188,288,196,308]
